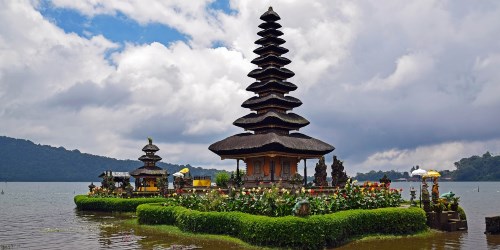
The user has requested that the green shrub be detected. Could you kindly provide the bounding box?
[457,205,467,220]
[136,204,427,249]
[214,171,230,187]
[74,195,168,212]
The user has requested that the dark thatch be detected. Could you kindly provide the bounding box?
[242,94,302,110]
[260,6,280,22]
[255,36,286,45]
[234,111,309,129]
[248,66,295,80]
[258,21,282,30]
[253,44,289,55]
[209,132,334,156]
[251,54,290,67]
[142,144,159,152]
[246,80,297,93]
[130,166,167,177]
[138,154,162,162]
[257,28,284,37]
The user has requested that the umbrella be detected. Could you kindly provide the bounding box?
[180,168,190,174]
[410,169,427,177]
[424,170,441,178]
[410,168,427,208]
[440,191,455,199]
[173,172,184,178]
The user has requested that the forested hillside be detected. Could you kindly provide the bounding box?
[353,152,500,181]
[0,136,222,181]
[449,152,500,181]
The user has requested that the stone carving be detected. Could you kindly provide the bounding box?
[293,199,310,217]
[331,155,349,187]
[313,156,328,186]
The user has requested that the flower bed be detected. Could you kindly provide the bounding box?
[74,195,169,212]
[137,203,427,249]
[162,181,403,216]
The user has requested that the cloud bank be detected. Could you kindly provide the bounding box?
[1,0,500,174]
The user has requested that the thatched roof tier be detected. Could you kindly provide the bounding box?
[209,132,334,158]
[251,54,291,67]
[258,22,282,30]
[246,80,297,94]
[242,94,302,111]
[248,66,295,80]
[255,36,286,46]
[142,143,159,152]
[138,154,162,162]
[257,28,284,37]
[130,166,167,177]
[260,7,281,22]
[253,44,289,56]
[233,111,309,130]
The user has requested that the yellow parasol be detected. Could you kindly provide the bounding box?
[424,170,441,178]
[180,168,190,174]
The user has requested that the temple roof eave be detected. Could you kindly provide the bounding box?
[209,132,334,158]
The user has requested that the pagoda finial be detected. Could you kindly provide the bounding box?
[148,137,152,145]
[269,6,273,11]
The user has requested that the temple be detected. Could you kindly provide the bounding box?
[130,138,168,192]
[209,7,334,187]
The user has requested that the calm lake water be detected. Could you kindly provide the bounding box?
[0,182,499,249]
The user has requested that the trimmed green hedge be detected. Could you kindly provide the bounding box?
[74,195,169,212]
[137,204,427,249]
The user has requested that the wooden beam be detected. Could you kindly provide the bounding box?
[303,159,307,186]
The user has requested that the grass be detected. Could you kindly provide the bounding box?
[354,228,440,242]
[124,219,272,250]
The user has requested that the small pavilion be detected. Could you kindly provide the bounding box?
[130,138,168,192]
[209,7,334,187]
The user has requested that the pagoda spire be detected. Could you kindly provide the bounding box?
[235,6,308,135]
[209,7,334,161]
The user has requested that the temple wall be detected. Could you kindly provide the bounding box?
[245,156,298,180]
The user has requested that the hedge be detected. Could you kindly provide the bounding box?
[136,204,427,249]
[74,195,169,212]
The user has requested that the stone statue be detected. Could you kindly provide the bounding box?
[313,156,328,186]
[331,155,349,187]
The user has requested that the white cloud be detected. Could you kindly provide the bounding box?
[1,0,500,175]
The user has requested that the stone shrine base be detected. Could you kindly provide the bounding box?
[426,211,467,232]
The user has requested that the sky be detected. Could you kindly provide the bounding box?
[1,0,500,176]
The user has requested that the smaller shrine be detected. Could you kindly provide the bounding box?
[130,138,168,192]
[99,170,130,188]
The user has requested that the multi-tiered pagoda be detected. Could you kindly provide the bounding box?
[209,7,334,187]
[130,138,168,192]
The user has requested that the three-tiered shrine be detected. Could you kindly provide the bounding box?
[209,7,334,187]
[130,138,168,192]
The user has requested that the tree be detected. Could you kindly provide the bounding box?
[215,172,230,188]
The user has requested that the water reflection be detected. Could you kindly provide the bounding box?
[74,210,250,250]
[336,231,465,250]
[1,182,500,249]
[487,234,500,250]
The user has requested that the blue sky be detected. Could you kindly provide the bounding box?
[1,1,500,174]
[38,0,236,48]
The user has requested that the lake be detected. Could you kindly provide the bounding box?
[0,182,499,249]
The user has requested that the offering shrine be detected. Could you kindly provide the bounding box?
[130,138,168,192]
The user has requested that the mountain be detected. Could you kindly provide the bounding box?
[0,136,223,182]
